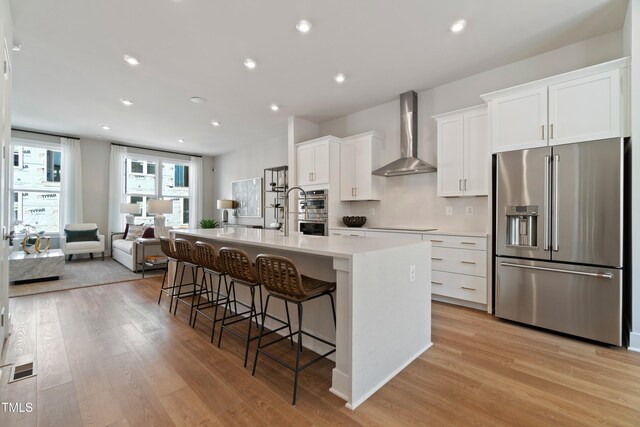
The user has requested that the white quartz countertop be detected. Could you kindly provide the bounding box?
[329,226,487,237]
[173,228,427,259]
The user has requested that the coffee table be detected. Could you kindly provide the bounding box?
[9,249,65,283]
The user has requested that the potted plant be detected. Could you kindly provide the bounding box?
[199,219,219,229]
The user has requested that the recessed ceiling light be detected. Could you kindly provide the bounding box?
[244,58,257,70]
[296,19,312,33]
[178,139,184,143]
[270,103,279,112]
[11,44,21,52]
[101,125,111,130]
[450,19,467,33]
[123,54,140,66]
[211,120,221,127]
[190,96,207,104]
[334,73,346,83]
[119,98,134,106]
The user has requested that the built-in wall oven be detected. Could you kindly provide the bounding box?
[298,189,328,236]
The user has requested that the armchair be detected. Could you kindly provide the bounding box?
[61,223,105,261]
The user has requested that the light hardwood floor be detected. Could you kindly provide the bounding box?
[1,277,639,426]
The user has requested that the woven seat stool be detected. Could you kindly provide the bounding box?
[157,236,182,313]
[217,247,292,368]
[192,241,229,342]
[172,238,203,325]
[252,253,336,405]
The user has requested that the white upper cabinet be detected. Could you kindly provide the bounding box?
[548,70,620,146]
[296,137,333,186]
[483,58,630,153]
[490,88,547,153]
[340,132,383,201]
[434,105,489,197]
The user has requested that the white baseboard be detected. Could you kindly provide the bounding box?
[629,331,640,352]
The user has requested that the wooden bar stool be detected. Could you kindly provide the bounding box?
[252,254,336,405]
[157,236,181,313]
[192,241,228,342]
[172,238,203,325]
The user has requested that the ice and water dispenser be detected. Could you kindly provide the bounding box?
[505,205,538,248]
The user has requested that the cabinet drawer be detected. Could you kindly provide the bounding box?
[365,230,422,242]
[431,271,487,304]
[431,247,487,277]
[425,234,486,250]
[331,229,365,237]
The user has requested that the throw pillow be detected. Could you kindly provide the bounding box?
[65,228,99,243]
[142,227,155,238]
[125,225,146,241]
[122,223,130,239]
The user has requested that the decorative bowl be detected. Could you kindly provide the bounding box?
[342,216,367,227]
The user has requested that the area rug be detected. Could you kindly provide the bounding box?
[9,257,163,297]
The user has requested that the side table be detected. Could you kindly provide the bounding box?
[135,238,166,278]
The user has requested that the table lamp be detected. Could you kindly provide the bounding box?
[217,199,234,224]
[120,202,141,225]
[147,199,173,237]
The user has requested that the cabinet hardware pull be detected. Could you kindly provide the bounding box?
[355,187,357,197]
[553,154,559,252]
[459,179,462,191]
[463,179,467,191]
[431,281,443,285]
[309,172,312,181]
[461,286,476,291]
[500,261,613,279]
[431,257,443,261]
[541,124,545,140]
[460,241,476,245]
[461,260,476,264]
[550,123,554,139]
[430,239,443,243]
[352,188,355,197]
[544,155,550,251]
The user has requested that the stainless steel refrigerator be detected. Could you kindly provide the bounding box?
[495,138,625,345]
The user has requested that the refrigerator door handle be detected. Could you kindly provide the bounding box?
[499,261,613,279]
[552,154,559,252]
[544,155,550,251]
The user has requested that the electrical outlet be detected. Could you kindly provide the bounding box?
[445,206,453,216]
[409,265,416,282]
[466,206,474,216]
[369,208,376,215]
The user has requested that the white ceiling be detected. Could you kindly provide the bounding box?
[9,0,628,156]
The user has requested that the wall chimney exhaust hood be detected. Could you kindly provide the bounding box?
[372,90,437,176]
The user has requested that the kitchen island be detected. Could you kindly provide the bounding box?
[173,228,432,409]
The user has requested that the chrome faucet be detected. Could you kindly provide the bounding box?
[284,186,306,237]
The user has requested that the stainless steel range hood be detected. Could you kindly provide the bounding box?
[372,90,437,176]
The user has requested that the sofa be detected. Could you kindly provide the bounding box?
[112,227,163,272]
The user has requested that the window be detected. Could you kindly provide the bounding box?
[12,143,62,234]
[124,157,190,228]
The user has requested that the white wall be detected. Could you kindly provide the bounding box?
[211,135,288,227]
[318,30,624,231]
[79,138,109,244]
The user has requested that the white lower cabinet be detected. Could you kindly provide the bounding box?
[431,271,487,304]
[425,233,488,307]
